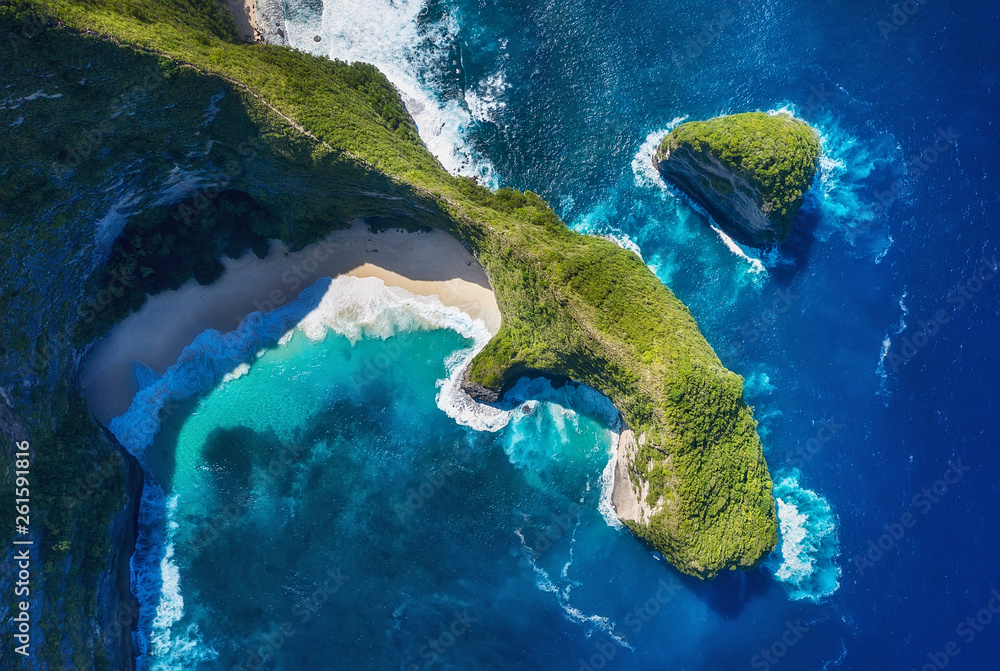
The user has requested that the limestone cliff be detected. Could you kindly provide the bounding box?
[654,112,821,247]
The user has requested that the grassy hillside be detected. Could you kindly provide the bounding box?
[1,0,775,627]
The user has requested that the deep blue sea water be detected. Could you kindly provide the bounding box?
[122,0,1000,669]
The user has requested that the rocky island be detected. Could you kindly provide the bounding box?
[1,1,777,666]
[654,112,822,247]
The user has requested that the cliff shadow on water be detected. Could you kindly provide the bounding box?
[679,565,775,619]
[768,187,826,285]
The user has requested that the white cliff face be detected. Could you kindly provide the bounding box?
[651,113,822,249]
[654,142,787,247]
[611,425,646,523]
[611,423,664,528]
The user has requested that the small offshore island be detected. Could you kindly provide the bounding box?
[0,1,842,667]
[655,112,822,247]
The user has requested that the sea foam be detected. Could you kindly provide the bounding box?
[630,122,768,276]
[629,117,689,191]
[131,481,168,666]
[109,276,504,453]
[147,497,218,671]
[130,489,217,671]
[767,469,841,601]
[278,0,501,185]
[111,272,621,467]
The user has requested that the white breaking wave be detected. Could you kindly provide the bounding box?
[767,469,841,602]
[466,70,508,123]
[109,276,506,453]
[766,105,797,119]
[150,541,183,653]
[130,486,219,671]
[631,128,670,189]
[630,118,687,190]
[109,272,623,455]
[632,120,768,275]
[147,496,218,671]
[131,481,168,666]
[297,274,512,432]
[672,186,768,275]
[436,343,511,433]
[818,152,847,198]
[708,223,768,274]
[442,356,624,435]
[220,362,251,384]
[599,232,644,260]
[774,498,810,581]
[279,0,502,185]
[597,436,624,530]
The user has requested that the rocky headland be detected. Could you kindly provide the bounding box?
[654,112,821,247]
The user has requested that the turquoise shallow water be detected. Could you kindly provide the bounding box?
[125,275,838,671]
[138,304,630,670]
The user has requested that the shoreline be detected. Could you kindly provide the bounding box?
[230,0,264,43]
[80,220,500,425]
[610,423,644,524]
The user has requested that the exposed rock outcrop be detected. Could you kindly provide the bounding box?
[654,112,821,247]
[610,423,647,524]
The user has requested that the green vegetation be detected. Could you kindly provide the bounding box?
[75,190,274,343]
[0,5,778,662]
[657,112,821,242]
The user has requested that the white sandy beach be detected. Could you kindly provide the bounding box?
[80,220,500,425]
[230,0,263,43]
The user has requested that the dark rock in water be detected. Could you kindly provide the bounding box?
[653,112,821,247]
[313,35,322,42]
[461,373,500,404]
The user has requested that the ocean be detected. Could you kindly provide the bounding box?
[121,0,1000,668]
